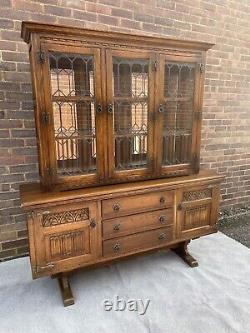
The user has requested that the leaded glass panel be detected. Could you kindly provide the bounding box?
[162,63,195,166]
[112,57,149,170]
[49,52,96,176]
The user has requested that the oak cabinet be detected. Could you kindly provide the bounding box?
[22,21,211,191]
[20,22,223,306]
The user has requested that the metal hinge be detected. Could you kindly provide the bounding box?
[152,60,157,71]
[45,167,55,178]
[192,153,199,172]
[41,111,50,124]
[38,50,46,63]
[199,63,204,73]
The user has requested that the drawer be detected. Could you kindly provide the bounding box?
[103,208,173,240]
[102,191,174,219]
[103,226,173,257]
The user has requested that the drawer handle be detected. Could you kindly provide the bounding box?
[159,215,166,224]
[113,203,120,211]
[159,197,165,204]
[158,233,166,240]
[113,223,121,231]
[113,243,121,252]
[90,219,96,228]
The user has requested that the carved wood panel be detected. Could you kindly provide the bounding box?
[183,189,212,202]
[42,208,89,227]
[182,204,211,231]
[48,230,89,260]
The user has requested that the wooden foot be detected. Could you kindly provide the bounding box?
[58,273,75,307]
[173,241,198,268]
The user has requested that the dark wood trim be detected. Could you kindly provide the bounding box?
[21,21,214,51]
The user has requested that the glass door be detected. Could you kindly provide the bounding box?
[155,55,202,177]
[106,49,155,182]
[41,43,104,188]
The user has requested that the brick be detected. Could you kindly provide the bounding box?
[134,13,154,24]
[12,0,44,12]
[11,129,36,138]
[44,5,71,16]
[2,51,29,62]
[0,139,24,148]
[86,3,110,15]
[98,14,119,26]
[111,8,132,19]
[121,19,141,30]
[73,10,97,22]
[0,61,16,71]
[0,19,14,29]
[2,238,27,250]
[0,249,16,260]
[1,30,21,41]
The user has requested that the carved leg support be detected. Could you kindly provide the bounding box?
[173,240,198,267]
[58,273,75,307]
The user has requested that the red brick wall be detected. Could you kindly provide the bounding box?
[0,0,249,260]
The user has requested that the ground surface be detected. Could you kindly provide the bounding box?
[0,232,250,333]
[219,213,250,248]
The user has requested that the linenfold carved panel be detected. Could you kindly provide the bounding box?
[183,189,212,202]
[42,208,89,227]
[49,230,89,260]
[183,205,210,231]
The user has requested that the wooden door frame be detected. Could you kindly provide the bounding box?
[40,42,105,190]
[105,48,156,182]
[154,54,204,178]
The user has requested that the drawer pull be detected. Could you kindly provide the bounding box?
[113,243,121,252]
[158,233,166,240]
[159,197,165,204]
[90,219,96,228]
[113,203,121,211]
[159,215,166,224]
[113,223,121,231]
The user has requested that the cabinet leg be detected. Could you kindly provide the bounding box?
[173,240,198,267]
[58,273,75,307]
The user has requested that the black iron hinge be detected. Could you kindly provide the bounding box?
[152,60,157,71]
[44,166,55,179]
[192,153,199,172]
[41,111,50,124]
[199,63,204,73]
[38,50,46,64]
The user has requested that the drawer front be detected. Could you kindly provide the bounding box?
[102,191,174,219]
[103,208,174,239]
[103,226,173,257]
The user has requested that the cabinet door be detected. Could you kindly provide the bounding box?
[30,201,101,277]
[106,49,155,182]
[40,43,105,189]
[155,55,203,177]
[176,185,220,239]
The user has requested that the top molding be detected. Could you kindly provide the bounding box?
[21,21,214,51]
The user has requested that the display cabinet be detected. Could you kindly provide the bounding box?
[20,22,223,307]
[22,21,211,191]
